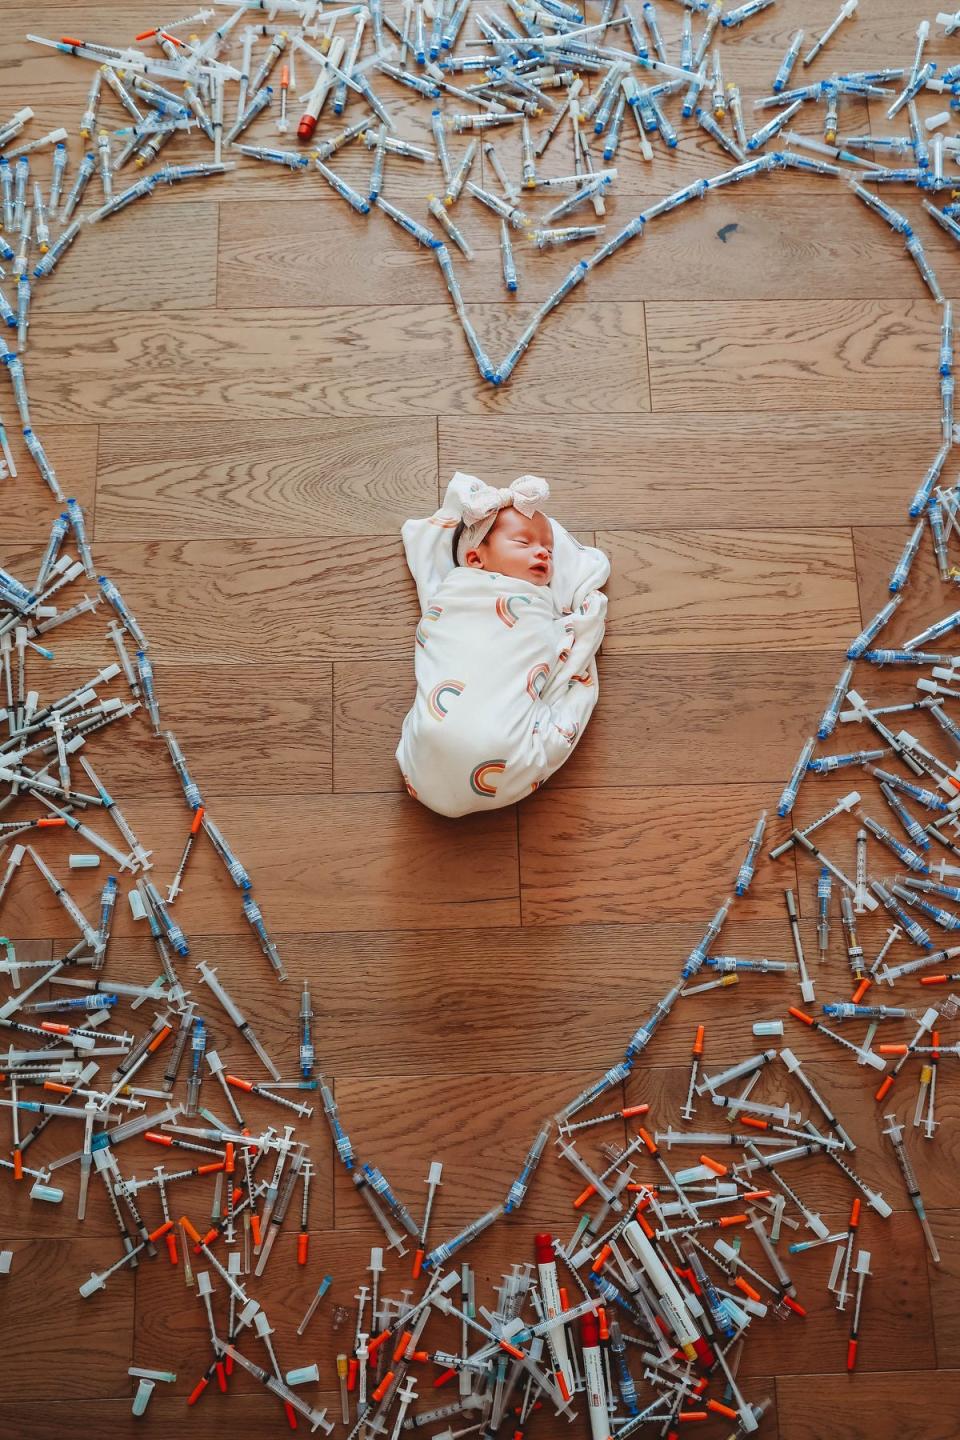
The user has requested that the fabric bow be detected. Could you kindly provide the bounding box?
[459,474,551,526]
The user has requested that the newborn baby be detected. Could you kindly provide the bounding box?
[396,472,610,818]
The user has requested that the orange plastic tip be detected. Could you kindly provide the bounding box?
[148,1025,172,1052]
[60,36,82,45]
[591,1244,612,1274]
[851,978,871,1003]
[638,1127,658,1154]
[190,806,205,834]
[224,1142,235,1173]
[623,1104,650,1118]
[743,1190,772,1201]
[179,1214,201,1243]
[677,1412,709,1423]
[877,1044,907,1056]
[284,1400,297,1430]
[874,1076,894,1102]
[740,1114,769,1130]
[718,1214,747,1228]
[500,1340,526,1361]
[251,1214,262,1246]
[597,1306,609,1342]
[198,1161,225,1177]
[165,1230,179,1265]
[199,1227,218,1248]
[636,1210,656,1240]
[186,1377,208,1406]
[573,1183,596,1209]
[413,1248,424,1279]
[788,1006,814,1025]
[372,1371,395,1403]
[556,1371,571,1403]
[433,1367,456,1388]
[149,1219,174,1242]
[13,1149,22,1181]
[41,1022,71,1035]
[145,1131,173,1146]
[846,1338,858,1371]
[706,1400,738,1420]
[297,1232,309,1265]
[215,1361,228,1393]
[280,63,290,86]
[36,816,66,827]
[393,1330,413,1363]
[368,1329,391,1357]
[734,1276,761,1303]
[849,1198,861,1227]
[227,1074,254,1092]
[782,1296,806,1317]
[921,975,947,984]
[699,1154,726,1176]
[411,1350,429,1364]
[693,1025,705,1056]
[347,1358,358,1392]
[297,114,318,142]
[43,1082,72,1094]
[135,28,158,39]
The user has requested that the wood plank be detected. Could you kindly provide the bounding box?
[645,301,949,413]
[333,653,843,793]
[518,782,788,924]
[95,419,439,540]
[0,1237,135,1399]
[23,303,650,421]
[31,201,218,312]
[776,1370,960,1440]
[598,528,860,653]
[18,535,421,663]
[213,185,949,314]
[439,411,938,531]
[0,783,521,939]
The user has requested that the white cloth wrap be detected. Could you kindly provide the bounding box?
[396,472,610,818]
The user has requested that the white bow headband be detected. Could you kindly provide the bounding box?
[454,474,551,566]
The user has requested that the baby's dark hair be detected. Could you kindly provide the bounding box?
[452,519,466,566]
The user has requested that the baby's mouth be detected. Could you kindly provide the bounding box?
[529,561,548,577]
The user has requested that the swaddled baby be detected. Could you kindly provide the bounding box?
[396,472,610,817]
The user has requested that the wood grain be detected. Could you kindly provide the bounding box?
[440,411,939,531]
[518,783,787,924]
[776,1371,960,1440]
[24,303,650,421]
[598,529,861,653]
[646,301,949,413]
[95,419,439,540]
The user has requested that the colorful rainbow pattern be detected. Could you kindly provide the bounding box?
[568,671,594,687]
[428,512,459,528]
[401,774,418,799]
[470,759,506,797]
[415,604,443,648]
[526,663,550,699]
[428,679,465,719]
[554,720,580,745]
[495,594,532,628]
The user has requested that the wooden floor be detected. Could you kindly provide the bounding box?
[2,0,960,1436]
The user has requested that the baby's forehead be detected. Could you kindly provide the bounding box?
[493,506,552,538]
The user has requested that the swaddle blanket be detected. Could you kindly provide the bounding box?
[396,472,610,817]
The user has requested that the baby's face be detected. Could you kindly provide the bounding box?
[467,507,554,586]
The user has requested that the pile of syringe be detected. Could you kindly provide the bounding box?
[3,0,960,1435]
[5,0,960,393]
